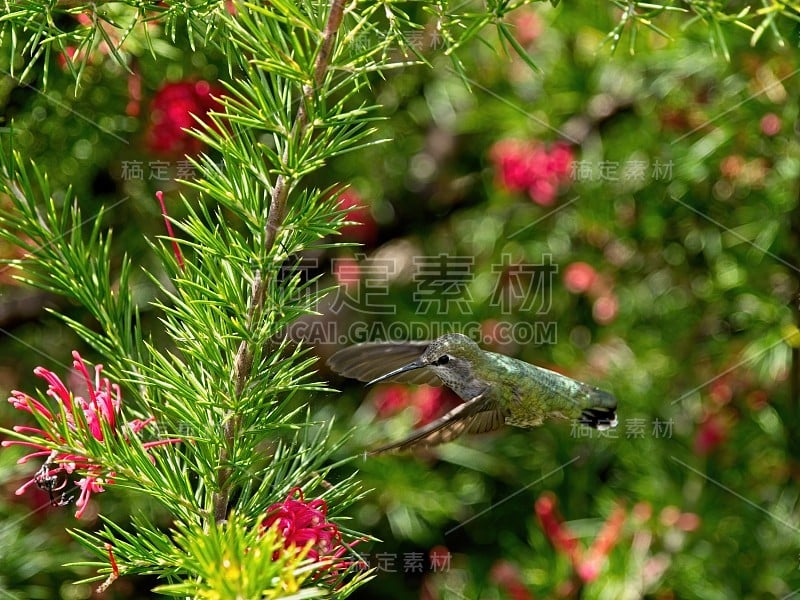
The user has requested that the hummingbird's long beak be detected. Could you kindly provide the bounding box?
[367,360,425,386]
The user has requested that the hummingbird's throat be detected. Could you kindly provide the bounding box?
[433,361,486,401]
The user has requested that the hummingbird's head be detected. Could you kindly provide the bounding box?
[367,334,484,397]
[420,334,481,364]
[419,334,483,393]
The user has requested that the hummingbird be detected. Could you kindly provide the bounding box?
[328,333,618,454]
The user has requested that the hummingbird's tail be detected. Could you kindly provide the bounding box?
[579,388,618,430]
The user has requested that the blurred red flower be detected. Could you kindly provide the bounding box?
[333,256,361,288]
[338,188,378,245]
[709,377,733,406]
[660,505,701,532]
[146,80,224,156]
[720,155,745,179]
[491,139,532,189]
[373,384,411,418]
[56,46,79,70]
[746,389,768,411]
[372,384,460,427]
[563,262,619,324]
[760,113,781,136]
[693,411,728,455]
[509,8,543,46]
[547,143,574,178]
[592,294,619,325]
[490,140,574,206]
[413,386,461,426]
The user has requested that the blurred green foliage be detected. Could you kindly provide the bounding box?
[321,3,800,599]
[1,0,800,598]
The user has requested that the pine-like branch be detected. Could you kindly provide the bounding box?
[213,0,348,524]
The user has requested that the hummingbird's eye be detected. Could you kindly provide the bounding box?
[436,355,450,365]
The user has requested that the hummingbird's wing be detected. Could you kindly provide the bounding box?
[327,341,441,386]
[369,392,505,454]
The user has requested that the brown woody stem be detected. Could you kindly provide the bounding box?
[212,0,347,524]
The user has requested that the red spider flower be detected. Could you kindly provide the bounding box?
[262,487,361,577]
[3,351,178,518]
[146,80,224,156]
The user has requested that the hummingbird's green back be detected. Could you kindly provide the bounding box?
[478,352,617,427]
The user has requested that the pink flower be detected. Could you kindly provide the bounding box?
[3,352,177,518]
[760,113,781,136]
[262,487,360,577]
[632,501,652,523]
[126,68,143,118]
[528,178,556,206]
[676,512,701,532]
[564,262,597,294]
[508,9,542,46]
[146,80,224,156]
[564,262,619,324]
[592,294,619,325]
